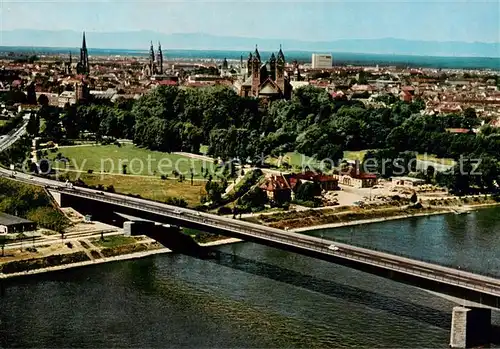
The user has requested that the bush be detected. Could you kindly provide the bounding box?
[164,197,188,207]
[106,185,115,193]
[217,206,233,215]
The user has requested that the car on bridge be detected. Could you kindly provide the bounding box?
[328,244,340,251]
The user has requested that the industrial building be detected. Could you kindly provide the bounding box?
[311,54,333,69]
[0,212,37,234]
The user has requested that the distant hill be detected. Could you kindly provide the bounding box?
[1,29,499,58]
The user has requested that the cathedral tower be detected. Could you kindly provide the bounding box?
[156,42,163,74]
[276,45,285,92]
[251,45,261,96]
[77,32,89,75]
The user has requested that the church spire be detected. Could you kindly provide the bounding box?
[253,44,261,62]
[277,44,285,62]
[156,41,163,74]
[77,31,89,75]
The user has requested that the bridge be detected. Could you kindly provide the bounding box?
[1,169,500,347]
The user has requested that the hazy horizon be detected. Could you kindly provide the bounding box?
[2,1,499,44]
[2,30,499,58]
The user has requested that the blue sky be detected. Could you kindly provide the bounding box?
[1,0,499,43]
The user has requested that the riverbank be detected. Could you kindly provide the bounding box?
[0,237,242,280]
[291,210,453,233]
[256,197,500,233]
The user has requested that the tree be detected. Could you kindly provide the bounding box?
[205,181,224,204]
[425,165,435,183]
[296,182,321,202]
[410,191,418,203]
[26,113,40,136]
[0,236,6,257]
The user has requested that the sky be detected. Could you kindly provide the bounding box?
[1,0,499,43]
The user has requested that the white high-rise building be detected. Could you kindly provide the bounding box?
[311,54,333,69]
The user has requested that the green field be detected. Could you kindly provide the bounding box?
[343,150,455,167]
[416,153,456,166]
[343,150,369,161]
[265,152,324,170]
[64,172,206,207]
[51,144,217,178]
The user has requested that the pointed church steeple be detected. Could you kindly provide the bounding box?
[277,44,285,62]
[156,41,163,74]
[253,45,261,62]
[77,31,89,75]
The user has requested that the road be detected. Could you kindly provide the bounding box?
[0,120,28,153]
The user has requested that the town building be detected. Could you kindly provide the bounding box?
[391,176,426,188]
[259,175,292,203]
[143,42,164,78]
[311,54,333,69]
[0,212,37,234]
[336,167,377,188]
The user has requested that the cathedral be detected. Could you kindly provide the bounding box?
[234,45,292,100]
[76,32,90,75]
[143,41,164,78]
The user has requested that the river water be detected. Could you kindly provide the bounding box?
[1,207,500,348]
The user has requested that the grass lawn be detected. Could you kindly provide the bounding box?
[91,235,137,248]
[265,152,324,170]
[199,145,209,155]
[343,150,455,167]
[343,150,369,161]
[417,154,456,166]
[52,144,217,179]
[66,173,206,207]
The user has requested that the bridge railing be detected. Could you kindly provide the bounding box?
[325,239,500,281]
[58,188,500,297]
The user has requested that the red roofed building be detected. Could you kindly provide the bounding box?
[445,128,474,134]
[337,167,377,188]
[288,171,339,192]
[259,175,292,203]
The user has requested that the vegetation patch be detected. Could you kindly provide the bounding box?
[51,143,213,178]
[0,178,70,231]
[100,243,149,257]
[65,173,205,207]
[0,252,89,274]
[90,235,136,248]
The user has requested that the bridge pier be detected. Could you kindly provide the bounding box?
[449,306,491,348]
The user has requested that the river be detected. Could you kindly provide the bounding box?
[1,207,500,348]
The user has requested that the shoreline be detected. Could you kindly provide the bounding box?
[0,237,242,280]
[290,201,500,233]
[290,210,452,233]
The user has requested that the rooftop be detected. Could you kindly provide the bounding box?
[0,212,34,226]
